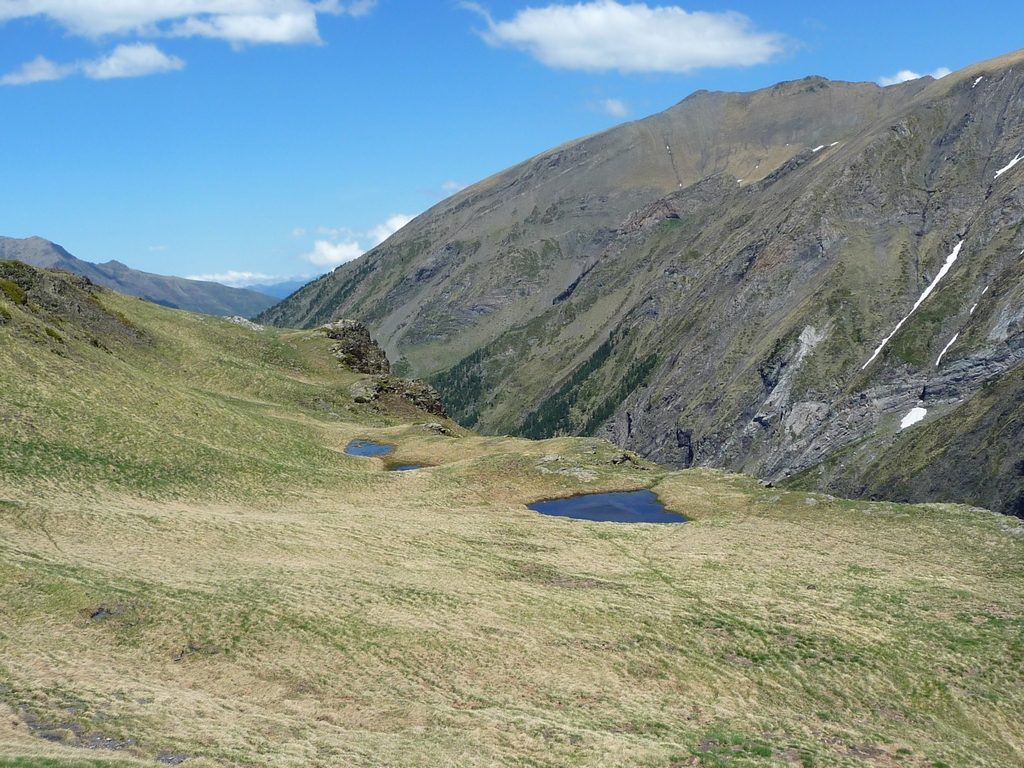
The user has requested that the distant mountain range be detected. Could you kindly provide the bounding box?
[260,48,1024,517]
[0,236,277,317]
[245,279,311,300]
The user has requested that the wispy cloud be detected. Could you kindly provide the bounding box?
[0,56,76,86]
[188,270,279,286]
[441,180,467,194]
[83,44,185,80]
[187,270,312,287]
[302,213,416,267]
[463,1,785,74]
[303,240,364,267]
[2,44,184,86]
[0,1,376,84]
[368,214,415,246]
[878,67,951,86]
[169,12,321,46]
[594,97,629,118]
[0,1,376,43]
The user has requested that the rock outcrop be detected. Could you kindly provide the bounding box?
[350,376,447,418]
[321,320,446,417]
[320,320,390,375]
[226,316,264,331]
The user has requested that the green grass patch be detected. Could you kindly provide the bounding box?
[0,278,26,306]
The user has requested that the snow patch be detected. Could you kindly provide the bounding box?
[935,332,959,367]
[972,76,983,88]
[811,145,825,152]
[969,303,978,315]
[862,240,965,369]
[982,285,989,295]
[829,141,839,147]
[900,407,927,430]
[994,152,1023,179]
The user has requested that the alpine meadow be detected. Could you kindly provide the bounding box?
[1,3,1023,768]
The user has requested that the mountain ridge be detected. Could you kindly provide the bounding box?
[0,235,277,317]
[260,48,1024,516]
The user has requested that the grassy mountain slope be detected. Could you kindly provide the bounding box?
[257,74,928,347]
[0,236,275,317]
[2,264,1023,767]
[259,49,1024,516]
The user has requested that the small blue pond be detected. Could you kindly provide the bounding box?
[345,439,394,458]
[389,464,423,472]
[528,490,686,524]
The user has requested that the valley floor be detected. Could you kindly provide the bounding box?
[1,275,1022,767]
[3,440,1022,768]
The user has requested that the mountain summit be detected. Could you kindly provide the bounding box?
[261,49,1024,516]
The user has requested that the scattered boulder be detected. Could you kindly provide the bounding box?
[225,316,264,331]
[157,751,191,765]
[350,375,448,417]
[319,319,390,375]
[557,467,599,482]
[609,450,645,467]
[88,604,119,621]
[392,378,447,416]
[423,421,457,436]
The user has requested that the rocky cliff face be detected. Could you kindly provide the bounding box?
[263,49,1024,516]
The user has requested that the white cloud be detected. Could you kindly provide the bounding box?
[315,0,377,17]
[878,67,952,86]
[596,97,629,117]
[291,227,307,238]
[188,270,278,286]
[187,269,315,287]
[82,44,185,79]
[303,239,364,267]
[2,44,184,85]
[301,213,416,267]
[464,1,784,74]
[0,55,76,85]
[368,213,414,246]
[170,12,321,46]
[441,179,467,194]
[316,225,354,238]
[0,1,376,46]
[0,2,376,85]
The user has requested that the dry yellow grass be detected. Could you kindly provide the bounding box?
[1,276,1022,767]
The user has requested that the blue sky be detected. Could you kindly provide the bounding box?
[0,1,1020,287]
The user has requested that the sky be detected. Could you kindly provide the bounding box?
[0,1,1020,288]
